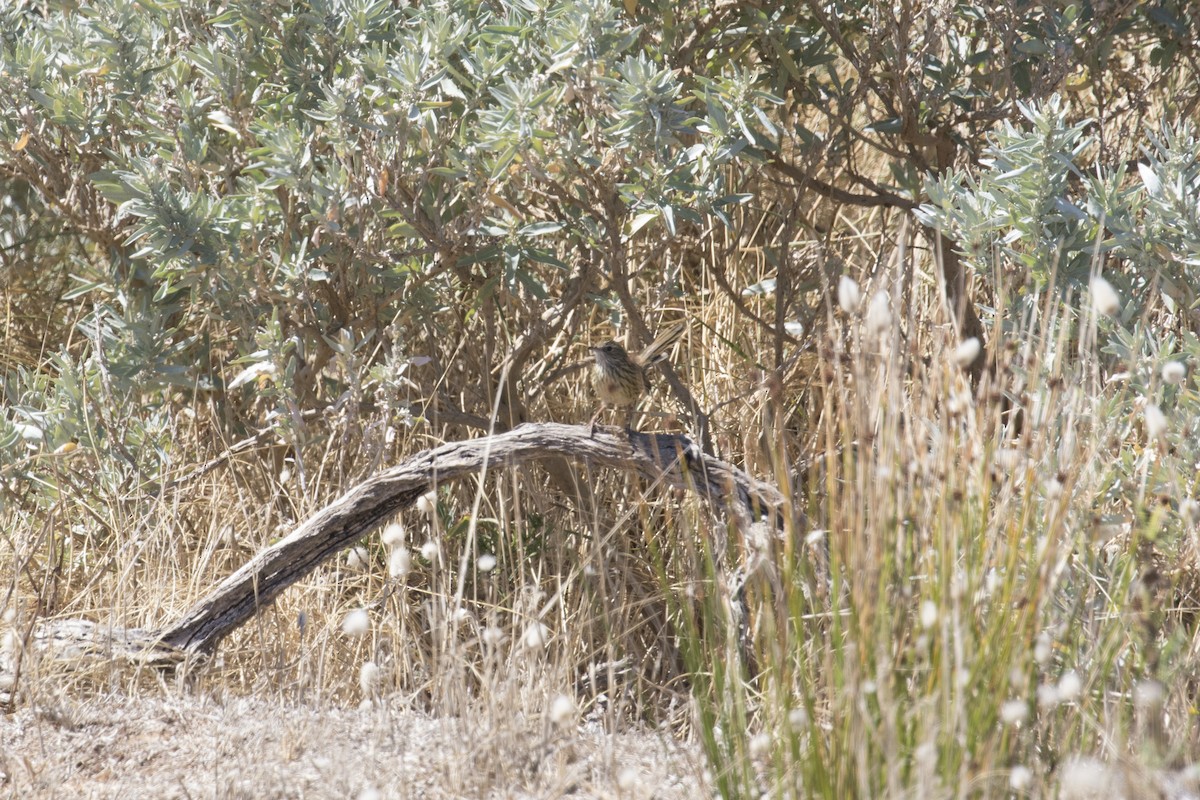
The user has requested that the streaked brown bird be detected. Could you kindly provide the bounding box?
[589,320,685,431]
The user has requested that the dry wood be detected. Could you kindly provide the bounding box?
[2,422,784,693]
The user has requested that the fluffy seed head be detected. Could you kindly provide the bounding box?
[954,337,981,368]
[416,491,437,517]
[1037,683,1061,710]
[1060,757,1117,799]
[1162,361,1187,384]
[1034,632,1053,665]
[388,547,412,578]
[1144,403,1167,440]
[837,275,862,314]
[915,741,936,770]
[549,694,577,727]
[420,540,440,563]
[346,546,370,571]
[342,608,371,637]
[866,290,892,336]
[1133,679,1165,710]
[1000,699,1028,725]
[749,732,772,759]
[1090,277,1120,317]
[919,600,938,629]
[522,622,550,650]
[788,707,809,730]
[359,661,380,696]
[382,522,406,547]
[1057,670,1082,702]
[1045,477,1063,500]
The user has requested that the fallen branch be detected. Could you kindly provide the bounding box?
[3,422,784,695]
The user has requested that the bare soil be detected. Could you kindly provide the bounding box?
[1,691,704,799]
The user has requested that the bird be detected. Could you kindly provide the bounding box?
[588,320,685,432]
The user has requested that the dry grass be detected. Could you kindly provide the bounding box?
[4,194,1200,798]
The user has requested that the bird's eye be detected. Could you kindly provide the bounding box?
[604,344,615,352]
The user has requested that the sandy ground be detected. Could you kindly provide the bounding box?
[0,692,705,799]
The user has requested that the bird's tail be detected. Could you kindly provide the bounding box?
[638,319,686,365]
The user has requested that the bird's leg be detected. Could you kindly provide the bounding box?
[588,405,605,436]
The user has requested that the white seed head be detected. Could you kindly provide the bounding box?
[341,608,371,637]
[1044,477,1063,500]
[388,547,412,578]
[946,392,966,416]
[1034,632,1053,665]
[837,275,862,314]
[358,788,382,800]
[919,600,938,629]
[477,553,497,572]
[416,491,437,517]
[749,732,772,759]
[1060,756,1116,799]
[1057,670,1082,702]
[1089,276,1121,317]
[420,540,440,563]
[1010,665,1025,688]
[866,290,892,336]
[1181,498,1200,524]
[1000,699,1028,725]
[1133,679,1165,710]
[549,693,577,727]
[359,661,381,696]
[954,337,981,368]
[950,571,965,601]
[915,741,937,770]
[1058,428,1077,462]
[382,522,406,547]
[522,622,550,650]
[617,767,639,790]
[995,448,1022,471]
[1037,682,1060,710]
[347,546,371,571]
[1144,403,1168,440]
[482,626,505,647]
[1010,765,1034,792]
[985,568,1001,595]
[1162,361,1187,385]
[788,706,809,731]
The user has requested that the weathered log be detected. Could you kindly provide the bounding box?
[2,422,784,693]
